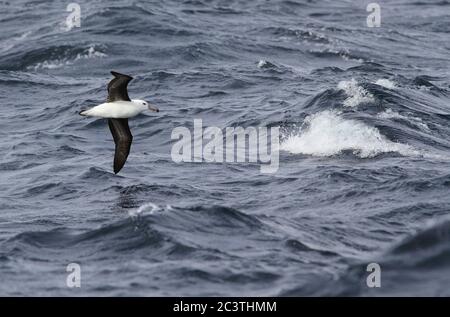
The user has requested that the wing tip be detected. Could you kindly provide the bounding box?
[113,164,123,174]
[111,71,133,80]
[113,160,121,174]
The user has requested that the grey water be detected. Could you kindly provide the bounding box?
[0,0,450,296]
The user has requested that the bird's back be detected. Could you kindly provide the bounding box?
[81,101,142,118]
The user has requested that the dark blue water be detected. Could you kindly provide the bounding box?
[1,0,450,296]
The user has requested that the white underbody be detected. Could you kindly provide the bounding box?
[81,100,146,119]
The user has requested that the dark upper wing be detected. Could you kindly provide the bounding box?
[108,118,133,174]
[107,71,133,102]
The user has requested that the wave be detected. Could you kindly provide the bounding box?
[308,48,364,63]
[28,46,106,71]
[5,204,264,255]
[129,202,167,217]
[377,108,430,132]
[374,78,396,89]
[259,26,330,44]
[0,31,32,54]
[257,59,276,69]
[282,217,450,296]
[390,219,450,256]
[280,110,420,158]
[337,78,375,107]
[279,75,448,159]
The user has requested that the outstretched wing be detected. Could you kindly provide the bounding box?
[107,71,133,102]
[108,118,133,174]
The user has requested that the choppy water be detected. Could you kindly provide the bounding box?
[1,0,450,296]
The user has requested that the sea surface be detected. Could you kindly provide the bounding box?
[0,0,450,296]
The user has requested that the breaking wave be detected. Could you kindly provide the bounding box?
[281,110,420,158]
[28,46,106,71]
[337,78,375,107]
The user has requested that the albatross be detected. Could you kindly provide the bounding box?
[80,71,159,174]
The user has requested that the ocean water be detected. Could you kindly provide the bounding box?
[0,0,450,296]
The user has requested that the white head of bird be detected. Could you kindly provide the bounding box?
[131,99,159,113]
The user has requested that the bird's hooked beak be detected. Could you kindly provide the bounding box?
[148,104,159,112]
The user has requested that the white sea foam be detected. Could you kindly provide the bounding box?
[75,46,106,60]
[337,78,374,107]
[128,203,174,217]
[378,108,430,132]
[375,78,396,89]
[29,46,106,70]
[280,110,420,158]
[31,60,66,70]
[377,108,404,120]
[129,202,160,217]
[257,60,268,68]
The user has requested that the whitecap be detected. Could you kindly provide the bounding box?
[378,108,430,132]
[337,78,374,107]
[374,78,396,89]
[257,60,268,68]
[74,46,106,61]
[128,202,160,217]
[29,46,106,71]
[280,110,420,158]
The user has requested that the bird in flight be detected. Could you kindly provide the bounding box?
[80,71,159,174]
